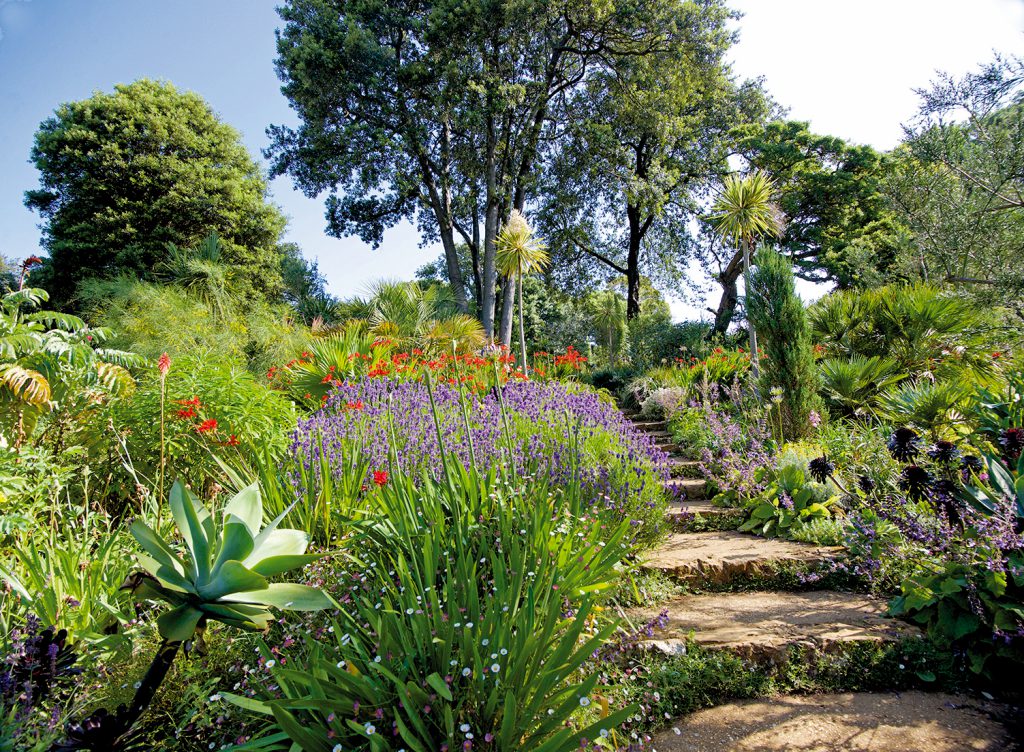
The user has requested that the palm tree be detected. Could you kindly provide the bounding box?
[590,289,627,367]
[157,232,233,320]
[495,210,549,372]
[709,171,784,377]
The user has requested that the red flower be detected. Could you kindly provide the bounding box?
[176,396,201,407]
[175,407,196,420]
[196,418,218,433]
[373,470,388,487]
[222,434,240,446]
[346,400,365,410]
[993,351,1002,359]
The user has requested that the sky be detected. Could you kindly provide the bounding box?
[1,0,1022,319]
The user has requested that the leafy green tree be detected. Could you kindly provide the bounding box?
[537,0,766,320]
[746,248,820,440]
[278,242,338,324]
[590,288,628,366]
[496,211,550,370]
[269,0,684,342]
[25,79,287,308]
[708,170,783,358]
[885,56,1024,319]
[729,120,903,287]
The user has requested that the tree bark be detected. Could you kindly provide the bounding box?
[499,274,515,346]
[517,273,527,371]
[713,249,744,334]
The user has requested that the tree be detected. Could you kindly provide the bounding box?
[538,0,766,320]
[730,120,903,287]
[269,0,677,343]
[746,248,820,440]
[496,210,550,371]
[708,171,783,360]
[279,243,339,324]
[885,56,1024,319]
[590,288,628,366]
[25,79,287,308]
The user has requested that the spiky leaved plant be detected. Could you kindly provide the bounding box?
[496,210,549,372]
[54,481,333,751]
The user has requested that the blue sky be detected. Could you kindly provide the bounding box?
[2,0,1022,317]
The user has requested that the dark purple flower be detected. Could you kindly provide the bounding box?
[998,427,1024,460]
[888,427,921,461]
[927,440,959,464]
[807,455,835,484]
[857,474,877,493]
[960,454,984,474]
[899,465,932,500]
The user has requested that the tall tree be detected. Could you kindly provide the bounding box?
[269,0,673,343]
[885,55,1024,319]
[25,79,287,308]
[537,0,765,320]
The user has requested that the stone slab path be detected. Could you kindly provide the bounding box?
[644,530,842,585]
[648,692,1019,752]
[632,590,919,660]
[621,406,1018,750]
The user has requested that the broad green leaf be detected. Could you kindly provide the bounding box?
[169,481,211,583]
[157,604,204,642]
[224,482,263,534]
[200,560,268,601]
[249,553,322,578]
[245,529,309,567]
[222,582,334,611]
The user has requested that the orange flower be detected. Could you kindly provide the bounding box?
[196,418,218,433]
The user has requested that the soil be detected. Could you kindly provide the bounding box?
[648,691,1020,752]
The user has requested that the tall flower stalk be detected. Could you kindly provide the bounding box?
[156,352,171,517]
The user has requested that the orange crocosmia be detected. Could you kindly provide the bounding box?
[196,418,218,433]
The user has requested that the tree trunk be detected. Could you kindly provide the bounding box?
[517,274,527,372]
[625,210,642,321]
[712,249,744,335]
[499,274,515,346]
[743,239,759,377]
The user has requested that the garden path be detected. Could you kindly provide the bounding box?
[620,410,1020,751]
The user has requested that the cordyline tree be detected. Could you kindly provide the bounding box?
[699,120,904,334]
[268,0,676,343]
[536,0,767,320]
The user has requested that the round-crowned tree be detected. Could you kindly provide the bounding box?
[25,79,286,308]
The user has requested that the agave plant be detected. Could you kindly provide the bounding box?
[55,480,332,751]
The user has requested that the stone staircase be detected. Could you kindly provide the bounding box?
[622,406,916,659]
[617,411,1016,749]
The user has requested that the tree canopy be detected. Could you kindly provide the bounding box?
[25,79,288,308]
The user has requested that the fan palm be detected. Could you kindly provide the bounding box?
[157,232,233,320]
[709,171,784,376]
[496,210,550,371]
[590,289,627,366]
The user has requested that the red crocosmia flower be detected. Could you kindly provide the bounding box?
[993,352,1002,359]
[196,418,218,433]
[346,400,365,410]
[302,351,311,359]
[158,352,171,376]
[373,470,388,487]
[175,407,196,420]
[176,396,201,407]
[304,393,311,399]
[225,434,240,446]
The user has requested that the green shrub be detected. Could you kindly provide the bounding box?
[747,248,820,440]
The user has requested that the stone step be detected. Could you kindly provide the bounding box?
[667,501,744,532]
[663,477,707,498]
[631,419,668,432]
[647,430,673,441]
[651,692,1017,752]
[666,458,702,478]
[631,590,918,661]
[643,531,842,587]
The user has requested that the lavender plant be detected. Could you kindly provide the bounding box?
[285,379,669,550]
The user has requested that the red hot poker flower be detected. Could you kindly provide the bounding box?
[158,352,171,376]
